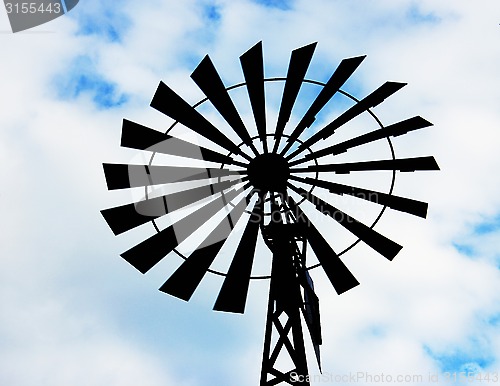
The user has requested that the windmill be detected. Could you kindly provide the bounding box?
[101,42,439,385]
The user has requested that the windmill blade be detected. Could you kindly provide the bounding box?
[291,175,429,218]
[101,179,240,235]
[190,55,258,155]
[280,55,366,156]
[291,156,440,174]
[103,163,243,190]
[290,116,433,166]
[301,271,322,370]
[150,81,251,160]
[302,273,321,345]
[213,195,264,313]
[159,191,254,301]
[286,82,407,160]
[289,185,402,260]
[272,42,317,153]
[286,197,360,294]
[240,41,268,153]
[120,187,245,273]
[121,119,246,167]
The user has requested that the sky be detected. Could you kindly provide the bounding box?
[1,0,500,385]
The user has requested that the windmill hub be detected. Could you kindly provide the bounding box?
[246,153,290,193]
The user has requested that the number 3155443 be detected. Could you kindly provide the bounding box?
[5,2,61,14]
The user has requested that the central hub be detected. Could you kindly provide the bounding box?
[246,153,290,193]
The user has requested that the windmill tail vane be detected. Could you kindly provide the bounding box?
[101,41,439,385]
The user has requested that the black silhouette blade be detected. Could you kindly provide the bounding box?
[191,56,257,155]
[120,119,168,150]
[280,55,366,155]
[286,197,359,294]
[213,196,264,313]
[240,42,267,152]
[273,42,317,153]
[121,119,245,167]
[103,163,242,190]
[101,179,238,235]
[291,116,433,165]
[290,185,402,260]
[120,187,243,273]
[159,192,253,301]
[150,81,250,160]
[291,156,440,174]
[291,175,429,218]
[101,202,156,236]
[287,82,407,159]
[302,271,322,370]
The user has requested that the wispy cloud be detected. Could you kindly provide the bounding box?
[474,215,500,236]
[55,55,129,108]
[425,344,495,374]
[204,4,222,22]
[406,4,442,24]
[452,214,500,266]
[71,2,131,42]
[453,242,477,257]
[252,0,293,10]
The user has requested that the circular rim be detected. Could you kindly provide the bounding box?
[147,77,396,279]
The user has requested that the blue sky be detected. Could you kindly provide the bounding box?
[56,55,129,108]
[1,1,500,385]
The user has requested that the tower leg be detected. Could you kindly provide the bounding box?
[260,233,310,385]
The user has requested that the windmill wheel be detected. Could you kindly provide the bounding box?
[101,41,439,314]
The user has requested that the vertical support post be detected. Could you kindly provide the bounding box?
[260,224,310,385]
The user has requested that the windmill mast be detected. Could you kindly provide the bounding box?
[259,194,315,385]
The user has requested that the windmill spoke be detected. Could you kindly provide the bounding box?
[120,187,245,273]
[272,43,317,153]
[101,179,241,235]
[103,163,243,190]
[159,191,254,301]
[280,55,365,155]
[213,195,264,313]
[121,119,247,167]
[290,156,440,174]
[240,41,268,153]
[290,116,433,166]
[191,55,259,156]
[150,81,252,161]
[286,82,407,160]
[291,175,429,218]
[285,196,360,294]
[289,185,402,260]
